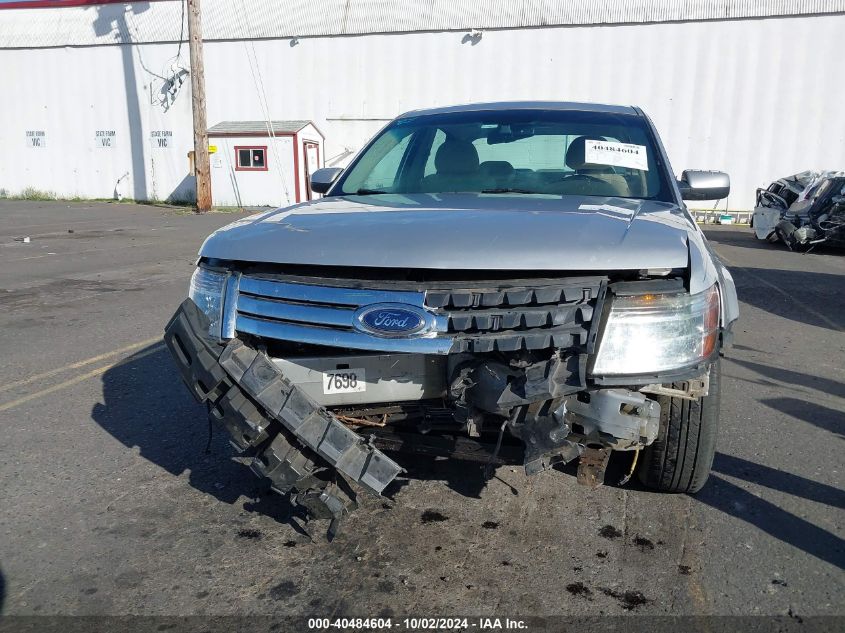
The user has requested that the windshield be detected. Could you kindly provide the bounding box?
[335,109,673,200]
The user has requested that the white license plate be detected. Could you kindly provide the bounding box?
[322,368,366,394]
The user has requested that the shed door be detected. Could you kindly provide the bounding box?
[303,141,321,200]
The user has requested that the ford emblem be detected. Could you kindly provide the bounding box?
[354,303,429,337]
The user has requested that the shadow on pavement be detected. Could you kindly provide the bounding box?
[385,457,494,500]
[91,344,309,536]
[704,227,786,252]
[729,357,845,399]
[728,266,844,331]
[696,473,845,571]
[760,397,845,440]
[712,453,845,511]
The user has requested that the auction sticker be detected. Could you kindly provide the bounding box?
[585,139,649,171]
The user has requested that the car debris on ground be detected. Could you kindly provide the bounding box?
[752,170,845,249]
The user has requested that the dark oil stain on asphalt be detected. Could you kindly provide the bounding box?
[598,525,623,539]
[566,582,592,598]
[420,510,449,523]
[633,535,655,551]
[268,580,299,600]
[600,587,651,611]
[237,529,263,539]
[481,521,499,529]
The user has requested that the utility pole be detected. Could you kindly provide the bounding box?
[187,0,211,212]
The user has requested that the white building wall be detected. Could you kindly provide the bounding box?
[1,10,844,208]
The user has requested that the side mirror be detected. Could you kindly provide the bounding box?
[678,170,730,201]
[310,167,343,194]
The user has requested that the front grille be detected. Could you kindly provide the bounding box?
[225,273,606,355]
[425,280,602,353]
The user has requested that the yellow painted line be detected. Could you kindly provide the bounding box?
[0,337,162,394]
[0,344,165,413]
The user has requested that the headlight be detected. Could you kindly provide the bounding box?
[189,267,226,337]
[592,285,719,376]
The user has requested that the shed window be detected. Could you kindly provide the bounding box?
[235,146,267,171]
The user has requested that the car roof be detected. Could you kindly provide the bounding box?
[398,101,640,118]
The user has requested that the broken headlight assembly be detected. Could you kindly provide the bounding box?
[188,266,226,337]
[592,284,719,376]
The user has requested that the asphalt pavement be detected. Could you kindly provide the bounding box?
[0,201,842,622]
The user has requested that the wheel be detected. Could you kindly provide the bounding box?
[637,360,721,493]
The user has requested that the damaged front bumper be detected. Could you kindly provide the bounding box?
[164,296,710,530]
[165,299,404,533]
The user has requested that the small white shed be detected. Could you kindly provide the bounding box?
[208,120,325,207]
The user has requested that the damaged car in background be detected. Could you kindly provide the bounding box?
[752,170,845,249]
[164,101,739,536]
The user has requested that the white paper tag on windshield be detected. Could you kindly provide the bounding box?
[585,140,649,171]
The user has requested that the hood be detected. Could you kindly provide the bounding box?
[200,193,694,271]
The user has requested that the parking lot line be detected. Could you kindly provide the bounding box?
[0,343,165,413]
[0,336,162,394]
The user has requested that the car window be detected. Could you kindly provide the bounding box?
[472,134,577,171]
[348,129,414,192]
[337,109,671,201]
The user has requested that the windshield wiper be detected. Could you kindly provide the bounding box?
[355,188,389,195]
[480,188,540,195]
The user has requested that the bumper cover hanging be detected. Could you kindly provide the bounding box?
[164,299,404,498]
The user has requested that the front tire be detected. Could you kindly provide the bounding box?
[637,360,721,493]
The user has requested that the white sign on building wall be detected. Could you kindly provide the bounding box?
[94,130,116,149]
[25,130,46,148]
[150,130,173,149]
